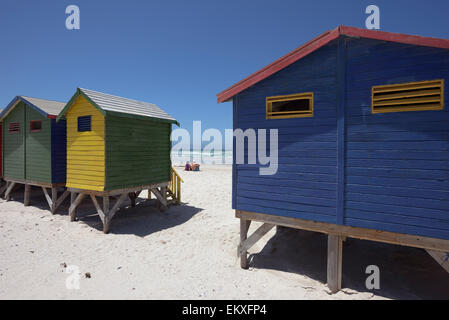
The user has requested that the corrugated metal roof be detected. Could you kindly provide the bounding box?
[21,96,66,116]
[80,88,177,123]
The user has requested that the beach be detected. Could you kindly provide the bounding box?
[0,165,448,300]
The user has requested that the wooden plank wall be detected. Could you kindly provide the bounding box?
[344,38,449,240]
[25,106,52,183]
[66,95,105,191]
[3,102,25,180]
[233,41,339,224]
[105,114,171,191]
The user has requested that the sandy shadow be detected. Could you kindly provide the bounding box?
[2,188,202,237]
[74,196,203,237]
[1,185,60,212]
[249,227,449,299]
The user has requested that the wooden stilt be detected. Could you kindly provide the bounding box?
[24,184,31,206]
[103,196,110,234]
[327,234,343,294]
[5,182,16,201]
[148,189,151,200]
[240,219,252,269]
[129,192,136,207]
[151,187,167,212]
[238,223,274,256]
[54,190,70,212]
[70,192,76,221]
[50,188,58,214]
[69,193,85,222]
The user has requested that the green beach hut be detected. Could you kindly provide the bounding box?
[0,96,68,212]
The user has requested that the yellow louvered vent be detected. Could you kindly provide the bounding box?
[372,79,444,114]
[266,92,314,119]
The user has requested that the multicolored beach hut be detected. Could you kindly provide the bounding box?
[0,96,68,212]
[57,88,179,233]
[217,26,449,292]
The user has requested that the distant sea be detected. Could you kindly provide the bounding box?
[171,150,233,165]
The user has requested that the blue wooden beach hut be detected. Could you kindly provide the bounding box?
[217,26,449,292]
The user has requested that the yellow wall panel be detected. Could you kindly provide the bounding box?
[66,95,105,191]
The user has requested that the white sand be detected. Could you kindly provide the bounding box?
[0,165,448,299]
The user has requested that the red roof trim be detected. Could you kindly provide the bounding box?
[47,115,57,119]
[217,26,449,103]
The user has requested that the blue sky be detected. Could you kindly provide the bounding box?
[1,0,449,135]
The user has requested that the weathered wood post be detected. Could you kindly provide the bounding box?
[240,218,251,269]
[24,184,31,206]
[51,188,58,214]
[327,234,343,293]
[69,192,78,222]
[103,196,110,234]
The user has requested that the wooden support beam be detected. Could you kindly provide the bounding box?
[69,193,86,222]
[5,182,16,201]
[239,219,252,269]
[50,188,58,214]
[327,234,343,294]
[0,182,7,196]
[24,184,31,206]
[236,210,449,253]
[90,195,105,224]
[101,193,127,234]
[41,187,53,209]
[103,196,110,233]
[426,250,449,274]
[128,192,136,207]
[70,192,76,220]
[238,223,274,256]
[109,193,127,220]
[151,187,167,211]
[54,190,70,212]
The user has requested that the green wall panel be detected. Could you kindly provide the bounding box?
[25,106,52,183]
[3,101,52,183]
[105,115,171,190]
[3,102,25,180]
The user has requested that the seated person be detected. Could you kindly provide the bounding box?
[191,162,200,171]
[185,161,192,171]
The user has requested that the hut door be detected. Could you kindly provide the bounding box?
[3,102,25,180]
